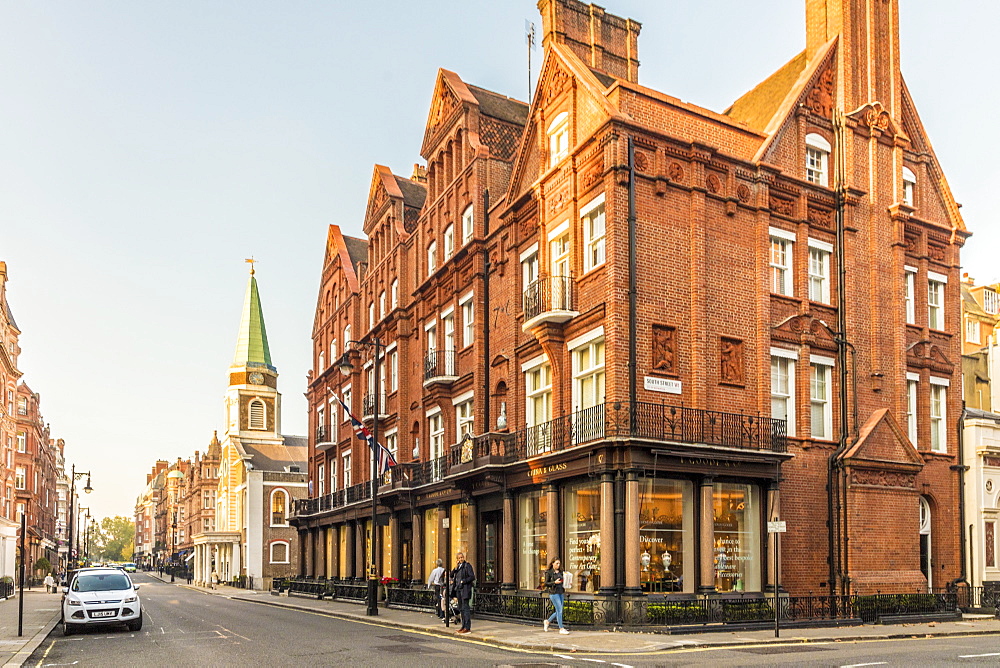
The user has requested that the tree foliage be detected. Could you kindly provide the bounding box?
[91,516,135,562]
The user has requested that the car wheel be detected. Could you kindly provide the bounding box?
[63,621,78,636]
[126,612,143,632]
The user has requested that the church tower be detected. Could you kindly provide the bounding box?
[224,261,282,444]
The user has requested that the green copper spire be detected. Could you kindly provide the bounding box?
[233,261,273,369]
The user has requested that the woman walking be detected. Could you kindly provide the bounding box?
[543,558,570,634]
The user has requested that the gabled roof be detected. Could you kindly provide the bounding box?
[3,295,17,332]
[394,175,428,210]
[232,271,273,370]
[344,236,369,271]
[241,435,307,473]
[467,84,529,126]
[725,51,808,133]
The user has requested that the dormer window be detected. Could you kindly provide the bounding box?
[984,289,999,315]
[903,166,916,206]
[548,111,569,167]
[805,133,831,186]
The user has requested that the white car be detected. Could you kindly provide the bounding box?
[62,567,142,635]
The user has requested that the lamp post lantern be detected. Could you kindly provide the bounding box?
[338,337,384,617]
[65,465,93,571]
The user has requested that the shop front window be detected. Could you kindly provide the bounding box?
[452,503,472,558]
[518,490,547,590]
[713,483,761,592]
[639,478,694,593]
[424,508,439,580]
[338,526,348,578]
[564,480,601,593]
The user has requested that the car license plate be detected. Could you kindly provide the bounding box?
[91,610,116,618]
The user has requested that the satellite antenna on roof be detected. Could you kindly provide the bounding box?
[525,20,536,104]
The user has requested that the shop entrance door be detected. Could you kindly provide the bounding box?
[480,511,501,588]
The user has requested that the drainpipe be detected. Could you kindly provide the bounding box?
[483,188,491,432]
[627,136,638,418]
[828,109,851,596]
[950,404,968,588]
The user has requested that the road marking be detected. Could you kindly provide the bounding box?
[840,663,888,667]
[579,660,605,664]
[611,664,634,668]
[553,655,575,661]
[959,653,1000,658]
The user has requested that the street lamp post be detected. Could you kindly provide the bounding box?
[65,465,93,572]
[171,514,177,583]
[76,507,89,568]
[338,337,384,617]
[82,511,92,566]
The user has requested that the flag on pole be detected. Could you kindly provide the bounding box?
[336,395,397,476]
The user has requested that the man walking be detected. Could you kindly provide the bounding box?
[427,559,446,619]
[451,552,475,634]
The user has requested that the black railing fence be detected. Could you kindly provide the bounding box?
[276,580,959,627]
[0,580,13,598]
[423,350,457,381]
[294,401,785,518]
[315,425,331,444]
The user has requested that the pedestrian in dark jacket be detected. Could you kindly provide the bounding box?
[451,552,476,634]
[543,558,570,634]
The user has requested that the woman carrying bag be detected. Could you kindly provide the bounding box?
[542,558,570,634]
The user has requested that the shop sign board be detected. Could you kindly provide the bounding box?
[767,521,786,533]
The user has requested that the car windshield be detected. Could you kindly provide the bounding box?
[73,573,132,592]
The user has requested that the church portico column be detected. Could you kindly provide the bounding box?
[699,477,716,595]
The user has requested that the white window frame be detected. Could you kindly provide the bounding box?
[906,372,919,445]
[454,392,475,439]
[903,166,916,206]
[805,133,831,186]
[581,194,606,273]
[428,409,444,460]
[341,385,352,424]
[905,267,917,325]
[929,377,949,453]
[318,463,326,497]
[807,238,832,304]
[770,347,798,437]
[521,244,539,289]
[269,540,291,564]
[14,467,25,490]
[15,432,25,453]
[442,308,455,354]
[385,428,398,459]
[389,349,398,392]
[809,355,834,440]
[379,291,386,319]
[548,111,569,167]
[967,317,982,345]
[769,227,796,296]
[460,291,474,349]
[572,335,606,410]
[369,301,375,329]
[928,274,946,330]
[270,489,288,526]
[462,205,474,245]
[985,289,999,316]
[427,240,437,276]
[248,398,266,430]
[391,279,399,309]
[443,224,455,259]
[523,356,553,427]
[342,451,352,488]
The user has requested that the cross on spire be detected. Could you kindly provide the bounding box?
[245,257,257,275]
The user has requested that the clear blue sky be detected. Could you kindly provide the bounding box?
[1,2,995,520]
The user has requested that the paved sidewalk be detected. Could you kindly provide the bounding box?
[0,587,63,667]
[146,573,1000,654]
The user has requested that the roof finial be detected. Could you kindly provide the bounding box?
[245,256,257,276]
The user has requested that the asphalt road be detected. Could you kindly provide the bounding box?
[24,573,1000,667]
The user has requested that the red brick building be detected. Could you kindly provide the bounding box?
[294,0,966,601]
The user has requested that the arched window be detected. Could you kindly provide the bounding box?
[903,166,916,206]
[269,540,290,564]
[548,112,569,167]
[344,325,352,347]
[271,489,288,525]
[248,399,266,430]
[318,351,325,371]
[805,133,831,186]
[919,496,932,589]
[462,205,474,245]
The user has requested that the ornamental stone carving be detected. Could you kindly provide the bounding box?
[667,162,684,183]
[769,195,794,217]
[544,66,571,106]
[805,67,835,118]
[633,151,649,172]
[706,172,722,194]
[736,183,752,203]
[851,468,916,488]
[719,337,744,385]
[652,324,677,375]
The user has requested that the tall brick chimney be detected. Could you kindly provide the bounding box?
[806,0,901,118]
[537,0,641,83]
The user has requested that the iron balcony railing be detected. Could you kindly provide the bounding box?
[522,275,575,322]
[362,393,387,418]
[292,401,785,518]
[423,350,457,381]
[315,425,332,444]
